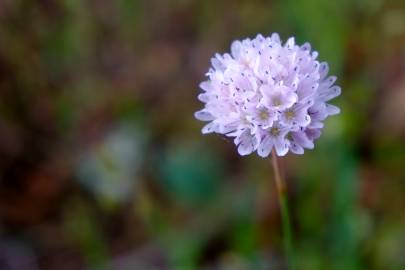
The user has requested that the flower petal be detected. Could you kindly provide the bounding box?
[202,122,217,134]
[194,110,214,121]
[270,33,281,44]
[325,104,340,115]
[290,141,304,154]
[236,131,257,156]
[258,135,273,157]
[231,41,242,59]
[319,62,329,80]
[319,86,341,101]
[320,76,337,88]
[292,131,314,149]
[274,138,289,156]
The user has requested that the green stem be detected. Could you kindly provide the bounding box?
[271,149,295,270]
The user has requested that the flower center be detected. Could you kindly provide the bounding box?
[242,56,254,69]
[270,127,280,137]
[259,109,269,120]
[241,115,250,125]
[285,110,295,120]
[273,97,281,106]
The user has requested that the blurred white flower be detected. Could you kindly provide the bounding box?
[77,125,144,203]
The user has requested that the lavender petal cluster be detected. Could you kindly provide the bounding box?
[195,33,341,157]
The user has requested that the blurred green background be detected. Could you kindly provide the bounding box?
[0,0,405,269]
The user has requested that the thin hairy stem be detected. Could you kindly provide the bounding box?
[271,149,295,270]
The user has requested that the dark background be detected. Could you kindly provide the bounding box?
[0,0,405,269]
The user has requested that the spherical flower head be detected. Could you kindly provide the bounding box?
[195,33,341,157]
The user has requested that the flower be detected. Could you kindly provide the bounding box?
[195,33,341,157]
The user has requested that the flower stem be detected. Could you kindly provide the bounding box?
[271,149,295,270]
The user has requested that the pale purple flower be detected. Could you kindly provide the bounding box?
[195,33,341,157]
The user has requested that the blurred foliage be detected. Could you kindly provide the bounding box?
[0,0,405,269]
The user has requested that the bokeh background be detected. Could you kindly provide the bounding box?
[0,0,405,269]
